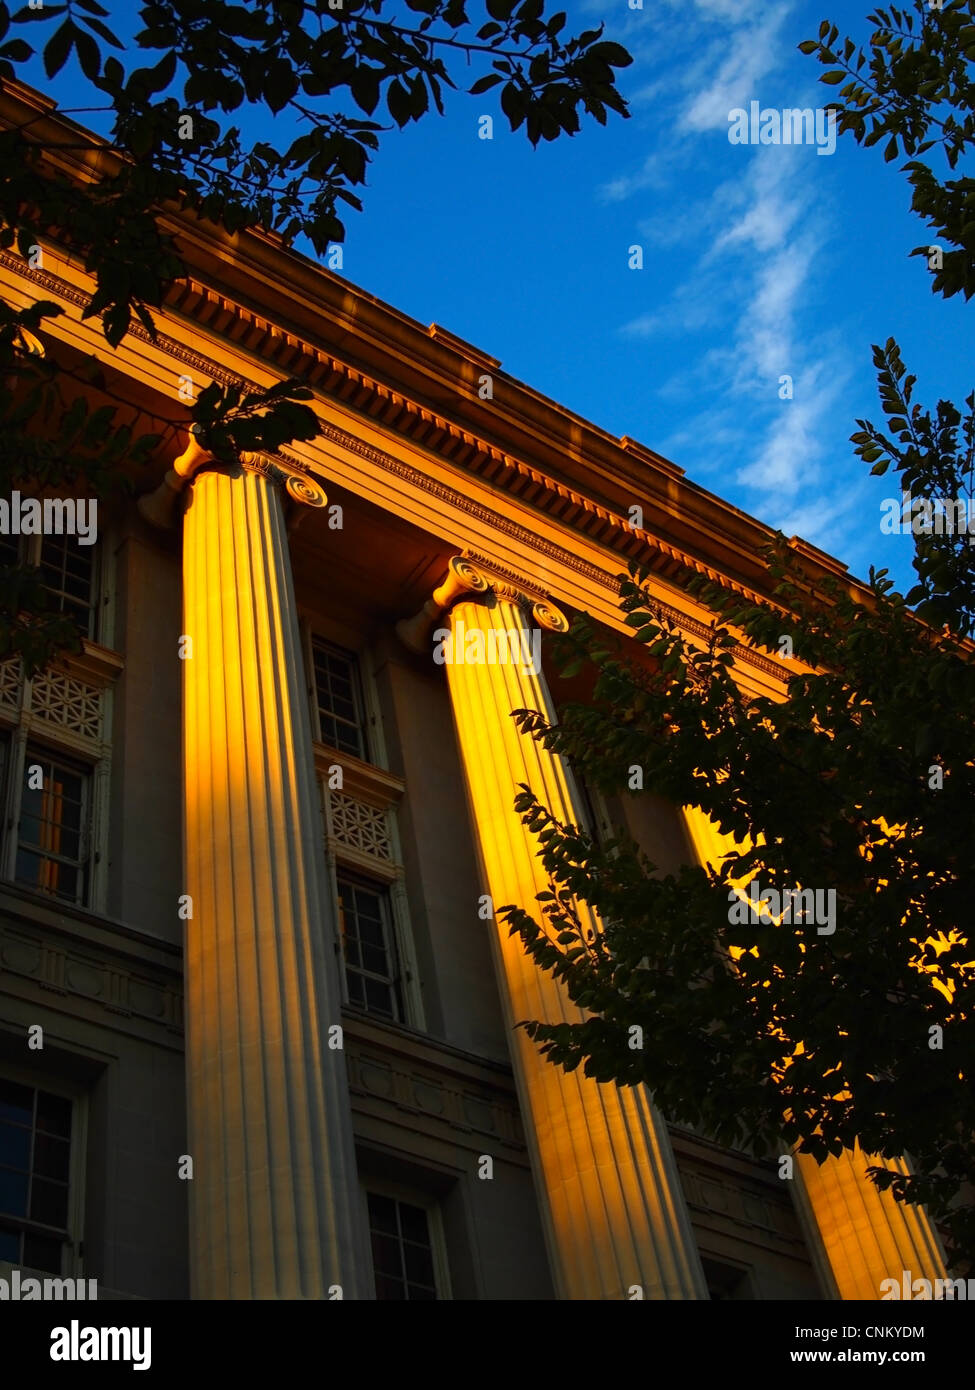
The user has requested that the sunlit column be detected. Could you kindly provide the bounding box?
[401,558,707,1301]
[145,440,370,1299]
[682,806,948,1300]
[792,1148,947,1300]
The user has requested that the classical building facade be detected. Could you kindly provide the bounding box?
[0,80,950,1300]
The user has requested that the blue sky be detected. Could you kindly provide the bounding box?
[29,0,970,591]
[335,0,969,593]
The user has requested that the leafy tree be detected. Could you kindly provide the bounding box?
[0,0,631,666]
[503,0,975,1272]
[799,0,975,302]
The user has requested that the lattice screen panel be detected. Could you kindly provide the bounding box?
[0,658,22,711]
[29,669,102,741]
[327,790,393,862]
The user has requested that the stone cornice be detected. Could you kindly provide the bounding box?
[61,640,125,687]
[162,272,805,605]
[0,247,790,683]
[311,740,405,808]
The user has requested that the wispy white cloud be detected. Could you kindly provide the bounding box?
[599,150,673,204]
[709,149,806,255]
[737,389,825,495]
[680,7,794,133]
[730,235,819,387]
[771,471,876,555]
[599,0,871,564]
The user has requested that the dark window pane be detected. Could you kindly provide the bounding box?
[0,1081,33,1126]
[0,1222,20,1262]
[367,1193,397,1236]
[364,977,393,1018]
[30,1177,68,1228]
[15,849,44,886]
[53,826,81,859]
[375,1274,405,1300]
[0,1167,29,1216]
[370,1233,402,1278]
[33,1134,70,1181]
[407,1284,437,1301]
[0,1122,32,1170]
[36,1093,71,1139]
[399,1203,430,1245]
[23,1230,62,1275]
[359,918,385,950]
[404,1241,435,1286]
[361,943,388,976]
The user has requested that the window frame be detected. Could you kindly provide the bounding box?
[14,742,92,906]
[308,635,371,762]
[0,531,101,645]
[573,772,616,846]
[360,1179,451,1301]
[303,622,423,1029]
[335,868,406,1025]
[0,732,95,909]
[301,621,389,772]
[0,1062,88,1279]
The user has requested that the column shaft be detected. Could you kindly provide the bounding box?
[445,591,707,1300]
[794,1149,946,1300]
[181,466,368,1298]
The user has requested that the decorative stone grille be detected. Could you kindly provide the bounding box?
[0,657,22,710]
[327,790,393,861]
[29,669,102,740]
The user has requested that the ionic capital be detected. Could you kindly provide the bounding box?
[137,429,212,529]
[138,434,327,530]
[396,557,490,654]
[396,555,569,654]
[431,556,491,608]
[530,596,570,633]
[239,452,329,529]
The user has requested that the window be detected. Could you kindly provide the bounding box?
[308,630,420,1025]
[0,1078,74,1275]
[0,738,92,906]
[575,773,613,846]
[37,535,96,638]
[311,639,368,759]
[366,1191,440,1301]
[0,533,98,641]
[15,748,90,904]
[337,873,403,1022]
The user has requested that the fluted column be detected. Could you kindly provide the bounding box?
[682,806,948,1299]
[155,443,370,1298]
[405,558,707,1300]
[792,1148,947,1300]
